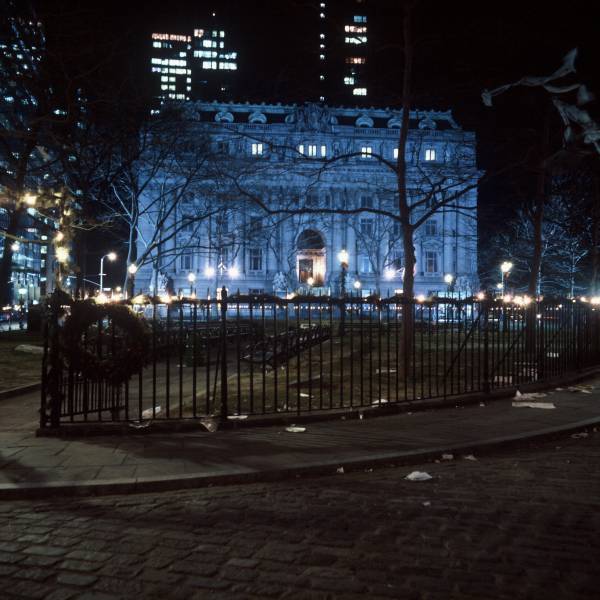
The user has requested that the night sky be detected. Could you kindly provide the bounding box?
[31,0,600,283]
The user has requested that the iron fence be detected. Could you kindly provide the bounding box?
[40,293,600,427]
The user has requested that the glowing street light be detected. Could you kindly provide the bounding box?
[10,241,20,253]
[500,261,513,296]
[187,272,196,295]
[127,263,138,275]
[55,246,69,263]
[100,252,117,292]
[353,280,361,289]
[228,265,239,279]
[384,268,395,281]
[22,193,37,207]
[307,276,315,286]
[204,265,215,278]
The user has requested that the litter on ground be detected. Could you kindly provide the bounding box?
[463,454,477,461]
[141,406,161,419]
[129,421,151,429]
[513,391,547,400]
[336,467,345,474]
[422,501,431,507]
[199,419,218,432]
[405,471,433,482]
[512,401,556,409]
[571,432,589,439]
[285,425,306,433]
[441,453,454,461]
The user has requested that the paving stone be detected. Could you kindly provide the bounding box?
[226,557,259,568]
[57,572,98,586]
[58,560,101,572]
[13,566,54,581]
[45,589,78,600]
[0,550,23,564]
[65,550,111,563]
[23,545,68,557]
[185,576,230,590]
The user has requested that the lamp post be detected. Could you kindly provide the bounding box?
[337,249,349,337]
[187,272,196,296]
[444,273,455,296]
[99,252,117,293]
[500,261,513,296]
[337,249,349,297]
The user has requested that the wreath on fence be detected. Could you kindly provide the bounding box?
[61,300,152,385]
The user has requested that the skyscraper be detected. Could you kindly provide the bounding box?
[315,0,371,105]
[150,19,238,107]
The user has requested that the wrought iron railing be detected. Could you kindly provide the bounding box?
[40,293,600,428]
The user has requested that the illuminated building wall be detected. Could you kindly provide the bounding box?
[135,102,479,298]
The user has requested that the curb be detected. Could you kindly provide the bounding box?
[2,414,599,500]
[0,382,40,401]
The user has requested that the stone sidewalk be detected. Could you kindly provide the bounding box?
[1,379,600,498]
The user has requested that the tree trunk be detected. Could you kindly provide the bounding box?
[0,209,23,306]
[397,2,415,375]
[591,174,600,295]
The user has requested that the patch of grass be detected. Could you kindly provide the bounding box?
[0,330,43,391]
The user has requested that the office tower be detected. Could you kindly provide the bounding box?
[316,0,371,105]
[150,21,238,107]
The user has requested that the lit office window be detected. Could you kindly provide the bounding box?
[353,87,367,96]
[346,57,366,64]
[320,145,327,157]
[344,76,355,85]
[345,36,367,44]
[354,15,367,23]
[393,148,399,159]
[251,143,263,155]
[298,144,305,155]
[425,148,436,161]
[308,145,317,157]
[361,146,372,158]
[345,25,367,33]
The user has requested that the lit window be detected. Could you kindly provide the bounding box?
[425,148,436,161]
[194,29,204,37]
[320,12,325,18]
[354,15,367,23]
[345,36,367,44]
[251,143,263,156]
[298,144,305,155]
[345,25,367,33]
[393,148,399,159]
[319,74,325,80]
[361,146,372,158]
[320,33,325,39]
[320,145,327,157]
[220,31,225,37]
[344,76,355,85]
[346,57,366,64]
[319,95,325,101]
[320,43,325,49]
[307,145,317,157]
[202,61,217,69]
[425,251,439,273]
[353,87,367,96]
[319,54,325,60]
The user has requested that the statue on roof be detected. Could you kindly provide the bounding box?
[285,103,334,133]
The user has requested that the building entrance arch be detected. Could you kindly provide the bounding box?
[296,229,326,286]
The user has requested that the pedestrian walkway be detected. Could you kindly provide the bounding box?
[1,377,600,498]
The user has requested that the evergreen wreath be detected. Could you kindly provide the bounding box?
[61,300,152,385]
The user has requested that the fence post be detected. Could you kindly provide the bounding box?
[482,299,490,393]
[44,290,66,428]
[219,286,229,424]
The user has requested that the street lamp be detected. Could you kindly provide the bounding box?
[337,249,349,297]
[187,272,196,296]
[444,273,454,296]
[228,265,239,279]
[100,252,117,292]
[500,261,513,296]
[127,263,138,275]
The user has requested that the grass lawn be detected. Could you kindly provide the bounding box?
[0,330,43,391]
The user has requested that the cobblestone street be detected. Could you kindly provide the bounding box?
[0,430,599,599]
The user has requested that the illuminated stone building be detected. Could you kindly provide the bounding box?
[135,101,479,298]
